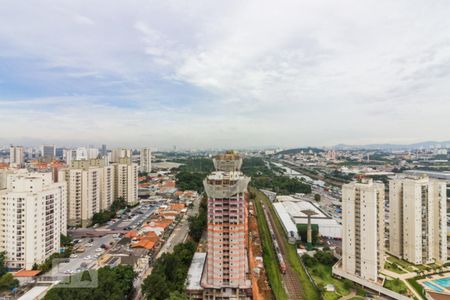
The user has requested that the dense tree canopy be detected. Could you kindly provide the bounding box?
[142,242,196,300]
[43,265,136,300]
[242,158,311,195]
[0,252,18,292]
[175,171,206,192]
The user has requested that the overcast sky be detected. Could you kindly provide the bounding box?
[1,0,450,149]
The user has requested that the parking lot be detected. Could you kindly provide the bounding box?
[48,202,163,278]
[48,234,117,277]
[108,203,161,230]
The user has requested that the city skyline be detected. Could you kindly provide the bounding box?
[1,1,450,148]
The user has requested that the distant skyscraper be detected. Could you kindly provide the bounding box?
[342,179,385,282]
[101,144,107,157]
[9,145,24,168]
[389,176,447,264]
[201,151,251,298]
[42,145,55,160]
[139,148,152,173]
[0,171,66,269]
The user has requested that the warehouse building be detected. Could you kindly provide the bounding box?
[274,196,341,239]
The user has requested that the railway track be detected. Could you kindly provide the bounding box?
[262,203,304,300]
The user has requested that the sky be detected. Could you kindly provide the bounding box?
[1,0,450,149]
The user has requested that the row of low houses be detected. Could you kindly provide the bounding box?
[99,202,189,276]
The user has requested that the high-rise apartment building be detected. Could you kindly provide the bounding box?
[42,145,56,160]
[201,151,251,299]
[389,176,447,264]
[0,171,66,269]
[59,159,114,227]
[9,146,24,168]
[342,179,385,282]
[113,158,138,205]
[139,148,152,173]
[111,148,131,163]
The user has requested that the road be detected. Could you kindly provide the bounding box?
[133,195,202,300]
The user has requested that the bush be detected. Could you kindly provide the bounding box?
[302,254,317,268]
[314,250,336,266]
[343,279,353,290]
[0,273,19,292]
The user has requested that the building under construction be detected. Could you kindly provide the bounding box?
[186,151,252,299]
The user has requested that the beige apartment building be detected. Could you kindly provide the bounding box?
[139,148,152,173]
[342,179,385,282]
[389,176,447,264]
[59,159,115,227]
[113,158,138,205]
[0,171,66,269]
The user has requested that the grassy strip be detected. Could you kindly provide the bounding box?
[384,278,408,295]
[253,187,321,300]
[253,196,288,300]
[406,278,427,300]
[387,256,416,272]
[306,262,351,300]
[384,261,407,274]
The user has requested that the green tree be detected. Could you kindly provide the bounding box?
[43,265,136,300]
[167,291,189,300]
[297,224,319,245]
[0,252,7,276]
[0,273,19,292]
[142,272,170,300]
[313,250,336,266]
[61,234,73,247]
[314,194,321,202]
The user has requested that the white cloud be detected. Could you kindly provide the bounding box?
[1,0,450,148]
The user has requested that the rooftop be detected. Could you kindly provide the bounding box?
[14,270,41,277]
[185,252,206,291]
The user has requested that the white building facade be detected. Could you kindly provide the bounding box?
[389,176,447,264]
[0,171,66,269]
[342,179,385,282]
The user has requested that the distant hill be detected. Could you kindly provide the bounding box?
[333,141,450,150]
